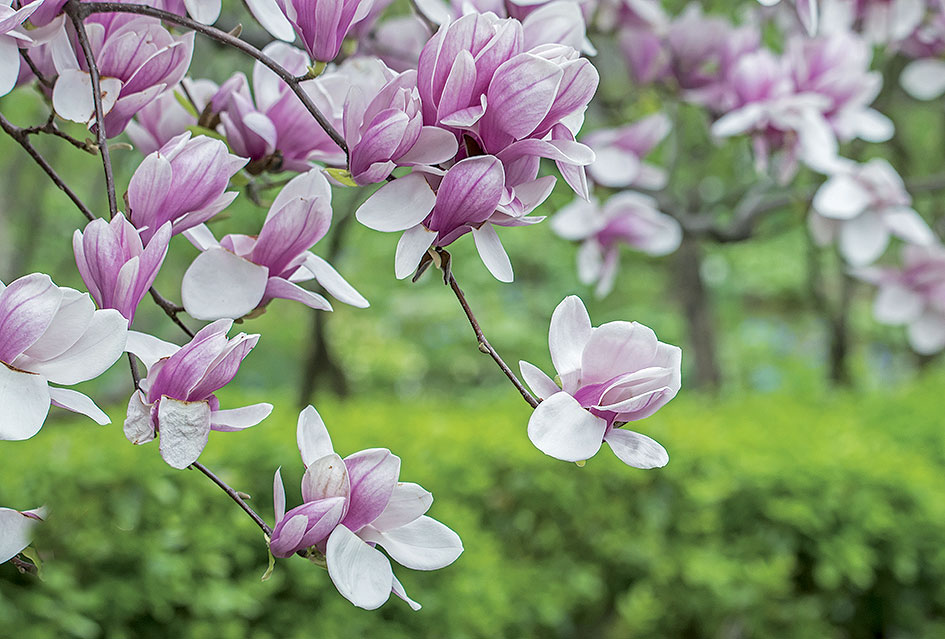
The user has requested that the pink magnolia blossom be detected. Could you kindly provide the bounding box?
[818,0,924,44]
[251,0,376,62]
[73,214,172,324]
[519,296,680,467]
[810,158,934,266]
[125,79,219,155]
[51,15,194,137]
[215,43,346,173]
[127,132,247,243]
[123,320,272,469]
[180,170,368,320]
[269,406,463,610]
[758,0,819,35]
[551,192,682,297]
[854,244,945,354]
[0,0,42,97]
[0,506,45,564]
[583,113,670,190]
[0,273,128,441]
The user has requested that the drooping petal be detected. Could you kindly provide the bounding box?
[0,365,50,441]
[181,247,270,321]
[264,277,333,311]
[48,386,109,425]
[391,575,422,611]
[326,524,394,610]
[157,397,212,469]
[471,224,513,283]
[603,428,669,469]
[302,253,369,308]
[359,516,463,570]
[526,391,607,462]
[394,225,436,280]
[210,403,272,431]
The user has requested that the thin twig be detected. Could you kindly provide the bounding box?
[24,116,98,154]
[446,269,540,408]
[77,2,349,159]
[65,1,119,219]
[148,287,194,338]
[20,50,54,89]
[191,461,273,536]
[0,113,97,222]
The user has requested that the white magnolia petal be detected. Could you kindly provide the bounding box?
[124,390,154,445]
[526,392,607,462]
[326,525,394,610]
[873,284,924,325]
[360,516,463,571]
[548,295,592,378]
[302,253,369,308]
[125,330,179,370]
[183,0,221,24]
[0,365,49,441]
[245,0,296,41]
[181,247,269,321]
[157,397,212,469]
[472,224,514,283]
[370,482,433,531]
[812,175,871,220]
[394,225,436,280]
[908,310,945,354]
[391,575,422,611]
[0,37,19,97]
[210,403,272,431]
[298,404,334,467]
[518,360,561,400]
[0,507,41,564]
[24,308,127,385]
[48,386,109,425]
[356,173,436,232]
[301,453,349,503]
[901,59,945,100]
[604,428,669,469]
[839,213,889,266]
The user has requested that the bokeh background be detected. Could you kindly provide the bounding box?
[3,2,945,638]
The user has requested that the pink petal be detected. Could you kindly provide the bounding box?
[341,448,401,533]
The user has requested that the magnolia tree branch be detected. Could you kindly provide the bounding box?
[446,269,540,409]
[77,2,349,158]
[24,114,98,154]
[0,113,97,222]
[65,1,119,219]
[148,287,195,338]
[191,461,273,536]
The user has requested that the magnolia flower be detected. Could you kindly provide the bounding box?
[52,16,194,137]
[583,113,671,190]
[551,192,682,298]
[126,79,220,155]
[73,214,171,324]
[810,158,934,266]
[0,0,42,97]
[181,170,368,320]
[124,320,272,469]
[250,0,376,62]
[159,0,222,24]
[0,273,128,441]
[127,132,247,243]
[758,0,819,36]
[519,296,680,467]
[0,506,45,564]
[270,406,463,610]
[853,244,945,354]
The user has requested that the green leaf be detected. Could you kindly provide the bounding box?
[174,90,200,118]
[324,167,358,187]
[261,542,276,582]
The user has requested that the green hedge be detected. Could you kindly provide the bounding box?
[2,374,945,638]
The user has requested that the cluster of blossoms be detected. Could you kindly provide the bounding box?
[0,0,690,612]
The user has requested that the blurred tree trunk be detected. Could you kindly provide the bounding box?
[673,233,722,391]
[806,233,853,386]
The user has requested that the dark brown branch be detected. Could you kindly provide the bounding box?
[24,115,98,154]
[446,268,540,408]
[190,462,273,536]
[65,1,119,219]
[77,2,349,158]
[0,113,97,222]
[148,287,195,338]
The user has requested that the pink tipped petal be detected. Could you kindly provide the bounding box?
[269,513,308,558]
[0,507,41,564]
[48,387,109,425]
[397,126,459,166]
[604,428,669,469]
[297,404,335,466]
[360,516,463,570]
[370,482,433,531]
[301,453,350,503]
[580,321,659,386]
[471,224,513,283]
[264,277,333,311]
[0,365,50,441]
[394,225,436,280]
[0,273,63,363]
[356,173,436,232]
[17,288,93,363]
[157,397,212,469]
[548,295,592,377]
[302,254,369,308]
[430,156,505,233]
[181,247,270,321]
[519,360,560,400]
[527,391,607,462]
[326,525,393,610]
[341,448,401,533]
[210,403,273,431]
[273,467,286,524]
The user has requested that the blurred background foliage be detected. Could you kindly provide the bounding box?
[3,1,945,637]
